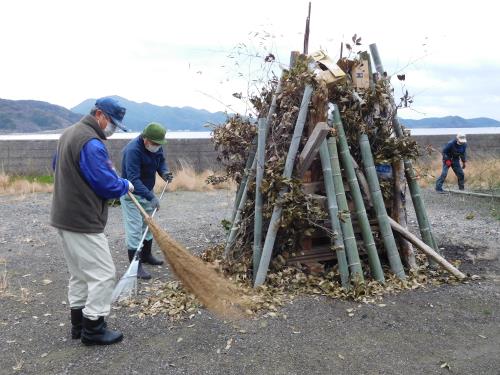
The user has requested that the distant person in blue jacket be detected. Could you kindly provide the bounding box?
[435,133,467,192]
[51,97,133,346]
[120,122,173,279]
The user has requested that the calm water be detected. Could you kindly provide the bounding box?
[1,128,499,140]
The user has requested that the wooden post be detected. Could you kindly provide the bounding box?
[254,85,314,287]
[392,160,417,269]
[330,104,385,282]
[303,2,311,55]
[253,118,267,280]
[297,122,330,177]
[319,140,350,288]
[359,133,406,279]
[369,43,439,254]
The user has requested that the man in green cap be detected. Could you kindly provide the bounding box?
[120,122,173,279]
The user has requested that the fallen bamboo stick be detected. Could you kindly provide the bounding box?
[446,189,500,199]
[388,217,466,280]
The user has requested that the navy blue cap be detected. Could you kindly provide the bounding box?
[95,97,128,132]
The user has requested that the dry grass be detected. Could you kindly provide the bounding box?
[0,174,53,195]
[415,156,500,191]
[0,165,234,196]
[156,166,235,193]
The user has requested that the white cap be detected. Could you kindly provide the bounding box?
[456,133,467,144]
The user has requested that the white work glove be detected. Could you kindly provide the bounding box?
[126,180,134,193]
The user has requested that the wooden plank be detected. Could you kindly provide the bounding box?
[297,122,330,178]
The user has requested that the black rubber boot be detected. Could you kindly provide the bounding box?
[81,317,123,346]
[70,308,83,339]
[128,249,152,280]
[141,239,164,265]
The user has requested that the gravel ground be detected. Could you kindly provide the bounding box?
[0,189,499,375]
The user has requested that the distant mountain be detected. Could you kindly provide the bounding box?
[399,116,500,128]
[2,96,499,134]
[0,98,81,133]
[71,96,227,132]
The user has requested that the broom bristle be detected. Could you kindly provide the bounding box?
[145,217,247,319]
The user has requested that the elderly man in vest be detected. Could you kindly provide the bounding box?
[51,97,133,346]
[120,122,173,279]
[435,133,468,193]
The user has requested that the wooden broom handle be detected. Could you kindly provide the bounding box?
[127,191,151,220]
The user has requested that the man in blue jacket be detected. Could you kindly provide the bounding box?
[51,97,133,346]
[435,133,468,192]
[120,122,173,279]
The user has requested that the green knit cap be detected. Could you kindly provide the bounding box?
[142,122,167,144]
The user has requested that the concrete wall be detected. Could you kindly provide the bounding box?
[1,133,499,176]
[0,138,219,175]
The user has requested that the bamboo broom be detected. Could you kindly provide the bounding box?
[126,192,247,319]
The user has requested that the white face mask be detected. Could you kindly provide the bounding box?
[146,144,161,153]
[103,122,117,137]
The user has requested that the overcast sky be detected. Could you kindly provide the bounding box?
[1,0,498,120]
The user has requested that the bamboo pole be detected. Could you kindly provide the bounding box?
[369,43,439,253]
[254,85,314,287]
[330,104,385,282]
[229,80,282,227]
[225,80,283,256]
[224,157,257,257]
[229,137,257,228]
[388,218,466,279]
[253,118,267,280]
[327,137,364,283]
[351,155,373,208]
[319,140,350,288]
[359,133,406,279]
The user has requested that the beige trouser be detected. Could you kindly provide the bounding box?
[58,229,116,320]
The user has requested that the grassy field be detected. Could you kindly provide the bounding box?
[415,157,500,192]
[0,167,234,195]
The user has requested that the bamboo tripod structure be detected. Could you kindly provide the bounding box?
[223,48,464,288]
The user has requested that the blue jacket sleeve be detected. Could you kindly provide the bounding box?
[461,145,467,162]
[79,139,129,199]
[442,141,453,160]
[123,148,155,201]
[157,149,169,176]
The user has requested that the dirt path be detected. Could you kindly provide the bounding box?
[0,189,498,375]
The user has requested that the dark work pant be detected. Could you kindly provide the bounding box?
[435,159,465,190]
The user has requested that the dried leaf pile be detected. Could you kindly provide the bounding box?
[133,246,463,321]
